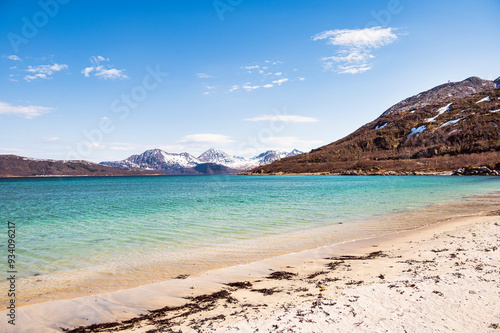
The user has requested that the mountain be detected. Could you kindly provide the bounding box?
[251,150,289,165]
[101,148,304,175]
[246,76,500,175]
[0,155,162,177]
[101,149,202,174]
[198,148,241,166]
[381,76,494,116]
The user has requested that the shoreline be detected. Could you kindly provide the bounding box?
[3,194,500,332]
[5,190,500,308]
[3,172,500,178]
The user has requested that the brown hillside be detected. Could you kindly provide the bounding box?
[0,155,162,177]
[248,78,500,175]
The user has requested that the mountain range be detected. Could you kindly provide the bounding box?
[2,76,499,177]
[0,155,162,177]
[248,76,500,175]
[100,148,304,175]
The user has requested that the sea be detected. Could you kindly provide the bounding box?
[1,175,499,304]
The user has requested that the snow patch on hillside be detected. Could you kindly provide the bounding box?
[426,103,452,122]
[407,125,427,139]
[476,96,490,103]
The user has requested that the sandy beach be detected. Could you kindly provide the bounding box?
[3,193,499,333]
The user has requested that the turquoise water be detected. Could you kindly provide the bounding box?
[1,175,499,279]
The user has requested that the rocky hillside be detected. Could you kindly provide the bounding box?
[101,148,304,175]
[0,155,162,177]
[382,77,494,116]
[248,77,500,174]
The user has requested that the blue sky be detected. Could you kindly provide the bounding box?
[0,0,499,162]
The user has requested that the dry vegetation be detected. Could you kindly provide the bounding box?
[249,87,500,174]
[0,155,161,177]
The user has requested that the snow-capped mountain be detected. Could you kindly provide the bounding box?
[100,148,304,175]
[198,149,236,166]
[251,150,288,165]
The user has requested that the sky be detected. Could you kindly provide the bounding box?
[0,0,499,162]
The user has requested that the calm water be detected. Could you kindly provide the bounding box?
[1,175,499,279]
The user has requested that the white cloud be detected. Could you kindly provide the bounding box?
[272,78,289,86]
[0,101,53,119]
[242,84,260,91]
[108,142,143,151]
[337,64,372,74]
[197,73,215,79]
[230,60,293,93]
[95,68,127,80]
[313,27,397,48]
[243,65,260,70]
[88,141,106,149]
[25,74,47,81]
[4,55,21,61]
[0,147,21,153]
[109,146,136,151]
[82,67,94,77]
[23,63,68,81]
[245,114,318,123]
[298,77,306,81]
[42,136,60,142]
[179,134,234,145]
[313,26,399,74]
[81,56,128,80]
[261,136,323,149]
[202,85,216,95]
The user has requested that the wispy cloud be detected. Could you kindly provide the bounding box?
[242,84,260,91]
[42,136,60,142]
[261,136,323,149]
[197,73,215,79]
[243,65,260,71]
[227,60,296,93]
[272,78,289,86]
[245,115,318,123]
[107,142,145,151]
[81,56,128,80]
[203,84,216,95]
[0,147,21,153]
[0,101,53,119]
[179,134,234,145]
[313,26,399,74]
[4,55,21,61]
[24,63,68,81]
